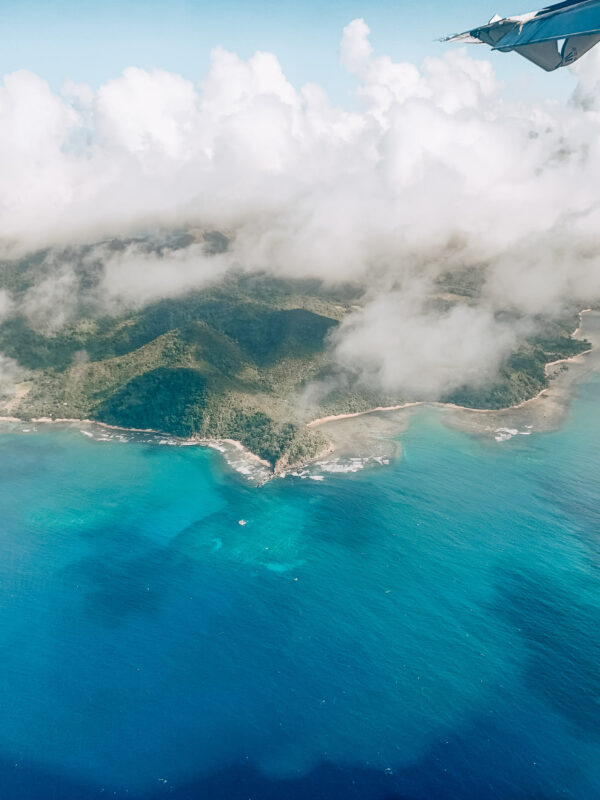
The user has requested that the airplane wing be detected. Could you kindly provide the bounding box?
[443,0,600,70]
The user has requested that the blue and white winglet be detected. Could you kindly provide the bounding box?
[443,0,600,70]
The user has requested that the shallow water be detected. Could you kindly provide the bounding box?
[0,375,599,799]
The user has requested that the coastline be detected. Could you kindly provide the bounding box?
[1,309,597,479]
[0,415,269,464]
[0,415,273,481]
[306,309,597,429]
[304,309,600,457]
[307,402,423,428]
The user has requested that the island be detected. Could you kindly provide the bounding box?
[0,233,591,472]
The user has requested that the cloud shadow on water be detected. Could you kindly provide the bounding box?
[0,708,582,800]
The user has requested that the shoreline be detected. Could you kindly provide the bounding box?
[0,415,272,472]
[307,309,596,429]
[307,402,423,428]
[1,309,597,478]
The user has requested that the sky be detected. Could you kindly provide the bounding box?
[0,0,576,103]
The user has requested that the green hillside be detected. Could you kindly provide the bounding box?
[443,316,590,409]
[0,241,591,469]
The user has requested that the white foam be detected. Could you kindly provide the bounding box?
[74,424,273,483]
[319,457,370,473]
[218,450,272,484]
[494,427,533,442]
[495,428,518,442]
[300,453,394,478]
[285,469,312,479]
[206,442,226,453]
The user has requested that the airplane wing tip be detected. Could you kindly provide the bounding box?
[442,32,484,43]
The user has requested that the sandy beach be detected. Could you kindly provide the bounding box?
[1,309,597,476]
[307,309,600,459]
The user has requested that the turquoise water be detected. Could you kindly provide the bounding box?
[1,378,599,799]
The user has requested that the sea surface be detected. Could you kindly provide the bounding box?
[1,377,599,799]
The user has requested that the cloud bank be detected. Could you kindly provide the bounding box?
[2,19,600,398]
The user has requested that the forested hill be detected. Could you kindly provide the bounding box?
[0,240,591,469]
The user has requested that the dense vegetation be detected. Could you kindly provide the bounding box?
[444,321,590,408]
[0,239,592,468]
[0,250,347,466]
[96,367,208,436]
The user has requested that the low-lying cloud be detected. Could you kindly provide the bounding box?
[333,293,524,399]
[2,18,600,399]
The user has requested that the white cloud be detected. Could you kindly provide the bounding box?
[99,242,229,311]
[97,68,200,162]
[0,290,13,321]
[340,18,374,75]
[1,20,600,397]
[0,353,22,399]
[333,292,522,399]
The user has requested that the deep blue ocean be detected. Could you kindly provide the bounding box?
[1,377,599,800]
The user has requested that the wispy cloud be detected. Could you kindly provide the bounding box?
[2,19,600,398]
